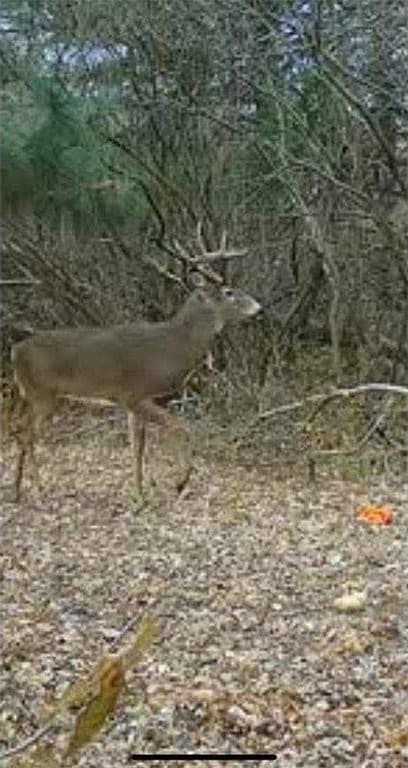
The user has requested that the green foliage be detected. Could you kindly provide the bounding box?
[1,75,143,234]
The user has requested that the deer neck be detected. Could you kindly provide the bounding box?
[172,307,223,360]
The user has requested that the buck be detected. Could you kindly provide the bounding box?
[11,229,261,501]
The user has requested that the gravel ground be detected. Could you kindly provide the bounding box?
[1,415,407,767]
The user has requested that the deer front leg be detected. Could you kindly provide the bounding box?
[136,398,192,495]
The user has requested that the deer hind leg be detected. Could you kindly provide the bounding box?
[14,397,33,502]
[14,394,55,501]
[127,411,146,496]
[1,381,14,442]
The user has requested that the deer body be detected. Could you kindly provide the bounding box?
[14,313,215,402]
[12,285,260,500]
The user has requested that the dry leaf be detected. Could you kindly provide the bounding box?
[177,687,232,705]
[333,591,367,612]
[356,505,393,525]
[383,724,408,748]
[66,656,125,754]
[8,745,59,767]
[333,632,373,655]
[370,620,399,638]
[225,704,259,730]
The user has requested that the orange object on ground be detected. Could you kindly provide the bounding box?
[356,505,393,525]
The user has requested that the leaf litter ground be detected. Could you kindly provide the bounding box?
[1,412,407,767]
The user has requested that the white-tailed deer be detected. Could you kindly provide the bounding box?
[11,229,261,500]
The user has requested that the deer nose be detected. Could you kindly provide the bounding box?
[253,302,264,319]
[250,299,262,315]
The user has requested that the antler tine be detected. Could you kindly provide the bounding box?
[171,237,192,262]
[171,236,223,285]
[196,220,205,255]
[197,265,223,285]
[220,228,227,256]
[194,222,248,262]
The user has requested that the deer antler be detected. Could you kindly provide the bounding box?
[163,222,248,286]
[196,221,247,262]
[170,237,223,285]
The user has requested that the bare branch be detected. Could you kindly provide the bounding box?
[314,395,394,456]
[0,279,41,286]
[246,383,408,430]
[319,51,407,195]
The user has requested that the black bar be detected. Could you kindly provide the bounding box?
[129,753,277,762]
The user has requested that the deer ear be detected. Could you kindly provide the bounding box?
[188,270,207,289]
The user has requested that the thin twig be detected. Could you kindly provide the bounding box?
[0,279,41,286]
[313,396,394,457]
[108,602,158,653]
[319,57,407,195]
[245,383,408,433]
[0,722,56,762]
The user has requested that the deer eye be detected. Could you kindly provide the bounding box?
[222,287,234,298]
